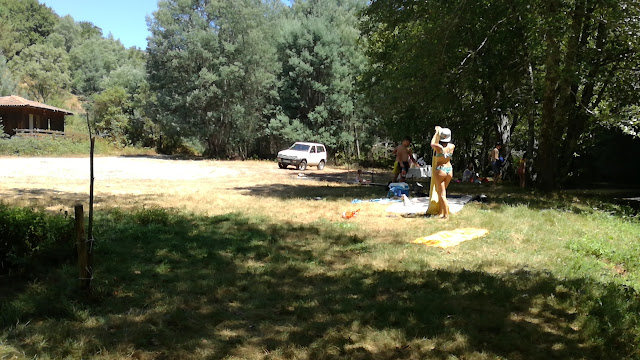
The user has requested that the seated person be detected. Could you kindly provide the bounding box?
[462,164,474,182]
[355,169,370,184]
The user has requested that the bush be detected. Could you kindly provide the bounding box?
[0,121,8,139]
[0,204,74,274]
[0,136,88,156]
[0,135,155,156]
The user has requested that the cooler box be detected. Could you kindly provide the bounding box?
[388,182,410,197]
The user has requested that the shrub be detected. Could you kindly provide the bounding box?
[0,204,74,274]
[0,120,8,139]
[0,135,156,157]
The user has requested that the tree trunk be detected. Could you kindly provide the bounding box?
[559,19,604,181]
[354,123,361,159]
[527,63,536,180]
[538,0,563,190]
[481,125,492,175]
[550,0,587,184]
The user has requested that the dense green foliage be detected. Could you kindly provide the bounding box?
[0,203,73,274]
[0,0,57,59]
[268,0,372,155]
[146,0,372,158]
[147,0,281,157]
[0,53,16,96]
[361,0,640,188]
[10,42,71,102]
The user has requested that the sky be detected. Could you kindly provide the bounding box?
[39,0,159,49]
[39,0,294,50]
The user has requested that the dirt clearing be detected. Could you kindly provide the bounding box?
[0,156,380,219]
[1,157,241,182]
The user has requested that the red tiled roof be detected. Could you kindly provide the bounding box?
[0,95,73,115]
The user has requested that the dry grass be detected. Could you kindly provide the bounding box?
[1,158,640,359]
[0,157,398,225]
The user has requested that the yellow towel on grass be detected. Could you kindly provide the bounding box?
[412,228,489,248]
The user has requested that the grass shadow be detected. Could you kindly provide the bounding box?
[0,188,164,210]
[450,183,640,219]
[235,183,386,201]
[2,209,639,359]
[117,154,207,161]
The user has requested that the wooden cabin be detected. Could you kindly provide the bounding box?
[0,95,73,136]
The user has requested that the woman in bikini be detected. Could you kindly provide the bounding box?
[430,126,455,219]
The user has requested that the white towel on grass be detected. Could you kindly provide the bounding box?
[385,195,473,215]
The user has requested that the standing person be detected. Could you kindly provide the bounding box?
[517,153,528,188]
[431,127,455,219]
[392,136,413,182]
[489,142,502,184]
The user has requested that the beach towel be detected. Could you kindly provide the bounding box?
[385,195,473,215]
[412,228,489,248]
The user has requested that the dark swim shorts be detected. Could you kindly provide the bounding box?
[401,161,410,174]
[492,161,501,175]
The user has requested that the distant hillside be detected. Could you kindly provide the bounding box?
[0,0,152,147]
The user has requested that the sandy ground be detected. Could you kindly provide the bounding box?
[0,157,241,181]
[0,156,358,212]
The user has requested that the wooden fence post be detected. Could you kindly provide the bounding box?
[87,137,95,289]
[81,113,96,291]
[75,204,91,290]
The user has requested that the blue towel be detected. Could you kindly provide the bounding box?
[352,198,401,204]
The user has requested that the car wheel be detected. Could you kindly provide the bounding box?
[297,160,307,171]
[317,160,325,170]
[278,163,287,169]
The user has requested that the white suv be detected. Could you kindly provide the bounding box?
[277,142,327,171]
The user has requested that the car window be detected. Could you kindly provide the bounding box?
[310,146,316,153]
[289,144,310,151]
[317,146,325,153]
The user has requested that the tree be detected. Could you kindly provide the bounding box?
[147,0,280,157]
[78,21,103,40]
[536,0,640,189]
[92,86,131,144]
[0,0,58,59]
[362,1,536,167]
[0,52,16,138]
[271,0,370,157]
[0,53,17,96]
[69,36,129,95]
[93,61,156,147]
[52,15,82,52]
[9,42,70,102]
[362,0,640,188]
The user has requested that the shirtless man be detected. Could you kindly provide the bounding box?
[392,136,413,181]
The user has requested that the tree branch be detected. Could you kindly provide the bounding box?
[459,17,508,69]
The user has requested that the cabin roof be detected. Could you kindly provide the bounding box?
[0,95,73,115]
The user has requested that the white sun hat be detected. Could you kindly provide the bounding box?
[439,128,452,142]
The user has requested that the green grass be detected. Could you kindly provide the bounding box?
[1,186,640,359]
[0,135,154,157]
